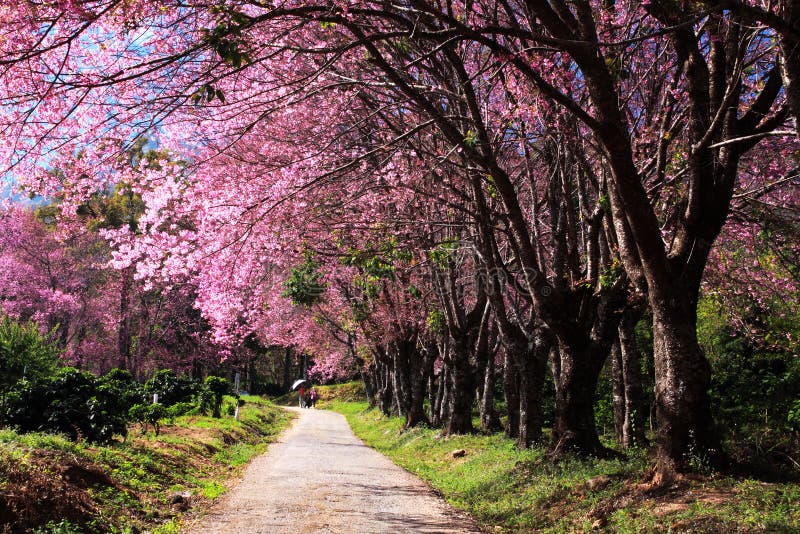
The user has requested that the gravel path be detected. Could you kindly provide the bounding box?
[188,407,483,533]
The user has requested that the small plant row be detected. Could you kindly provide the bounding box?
[1,367,240,444]
[0,315,239,443]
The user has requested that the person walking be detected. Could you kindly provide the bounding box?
[309,387,318,408]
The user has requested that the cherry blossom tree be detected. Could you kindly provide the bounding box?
[0,0,798,482]
[705,140,800,354]
[0,205,117,368]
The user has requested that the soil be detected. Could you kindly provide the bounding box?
[187,407,483,533]
[0,450,114,532]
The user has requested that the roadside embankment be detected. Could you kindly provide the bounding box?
[0,395,292,533]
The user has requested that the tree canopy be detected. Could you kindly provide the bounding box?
[0,0,798,482]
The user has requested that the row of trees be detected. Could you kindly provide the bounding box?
[0,1,797,481]
[0,202,226,377]
[0,184,323,391]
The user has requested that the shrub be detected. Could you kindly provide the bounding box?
[32,519,83,534]
[222,396,246,416]
[98,368,145,415]
[197,387,214,417]
[701,295,800,437]
[166,401,195,423]
[0,316,61,396]
[143,370,199,407]
[788,400,800,434]
[0,368,127,443]
[128,403,167,435]
[199,376,229,418]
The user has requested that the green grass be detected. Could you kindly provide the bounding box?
[0,429,81,453]
[152,517,182,534]
[200,481,226,499]
[0,396,293,533]
[215,442,264,466]
[329,400,800,533]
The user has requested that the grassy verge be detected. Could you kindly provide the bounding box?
[0,395,293,533]
[328,400,800,533]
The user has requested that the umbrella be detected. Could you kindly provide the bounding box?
[291,379,311,391]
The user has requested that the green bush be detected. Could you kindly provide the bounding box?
[0,316,61,395]
[166,401,195,422]
[696,295,800,474]
[0,368,127,443]
[143,369,199,407]
[700,296,800,435]
[98,368,145,416]
[128,403,167,435]
[220,396,245,417]
[787,400,800,434]
[199,376,229,418]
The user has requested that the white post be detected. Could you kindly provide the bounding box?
[234,372,241,421]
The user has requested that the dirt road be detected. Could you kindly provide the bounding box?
[189,407,483,533]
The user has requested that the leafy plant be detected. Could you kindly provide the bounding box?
[788,400,800,434]
[98,368,145,417]
[166,401,195,423]
[0,368,128,443]
[128,403,167,435]
[143,370,200,407]
[0,315,61,396]
[31,519,83,534]
[200,376,230,418]
[282,251,326,307]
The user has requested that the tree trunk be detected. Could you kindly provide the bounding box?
[392,343,411,419]
[363,363,377,408]
[479,351,501,433]
[651,298,721,483]
[282,347,292,393]
[618,309,648,448]
[439,363,453,430]
[248,358,256,393]
[417,342,437,424]
[393,339,429,428]
[611,339,626,447]
[503,348,520,440]
[445,342,475,435]
[430,339,446,426]
[475,343,489,409]
[433,368,446,427]
[779,0,800,138]
[516,335,549,448]
[428,374,437,424]
[117,266,134,370]
[377,360,393,416]
[391,365,402,417]
[550,339,610,457]
[407,368,429,428]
